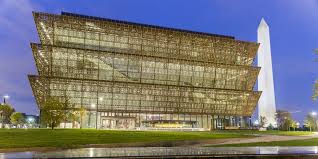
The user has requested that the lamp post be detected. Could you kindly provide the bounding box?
[96,97,103,129]
[283,117,290,131]
[88,104,96,128]
[296,122,300,131]
[254,120,259,127]
[3,95,9,104]
[310,111,317,131]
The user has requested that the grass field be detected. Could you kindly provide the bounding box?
[0,129,249,149]
[0,129,313,149]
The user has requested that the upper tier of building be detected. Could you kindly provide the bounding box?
[33,12,259,66]
[31,43,259,91]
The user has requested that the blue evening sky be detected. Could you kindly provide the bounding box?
[0,0,317,122]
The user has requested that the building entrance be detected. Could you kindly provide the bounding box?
[100,117,135,129]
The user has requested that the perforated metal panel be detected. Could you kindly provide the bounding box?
[29,12,261,129]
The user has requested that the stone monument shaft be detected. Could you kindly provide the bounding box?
[257,18,277,127]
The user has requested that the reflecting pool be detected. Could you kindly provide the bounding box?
[1,146,318,158]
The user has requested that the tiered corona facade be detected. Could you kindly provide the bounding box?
[29,12,261,130]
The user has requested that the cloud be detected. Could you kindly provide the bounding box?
[0,0,38,40]
[0,0,39,115]
[284,0,318,29]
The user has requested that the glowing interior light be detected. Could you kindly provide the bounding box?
[40,22,52,42]
[28,117,34,122]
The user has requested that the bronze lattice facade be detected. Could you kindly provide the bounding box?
[29,12,261,130]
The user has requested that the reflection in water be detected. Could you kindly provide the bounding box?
[1,147,318,158]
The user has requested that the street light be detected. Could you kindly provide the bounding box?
[95,97,104,130]
[27,117,34,123]
[254,120,259,126]
[273,121,277,128]
[296,122,300,129]
[3,95,9,104]
[309,111,317,131]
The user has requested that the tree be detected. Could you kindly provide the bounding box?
[0,104,15,128]
[77,107,86,129]
[69,107,86,128]
[66,111,77,128]
[314,80,318,100]
[260,116,267,128]
[290,120,297,131]
[304,113,318,131]
[284,118,293,131]
[40,97,65,130]
[79,107,86,129]
[276,110,294,131]
[10,112,25,128]
[313,49,318,100]
[267,124,274,130]
[61,95,76,128]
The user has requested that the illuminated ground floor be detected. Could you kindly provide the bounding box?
[59,111,252,130]
[30,77,259,131]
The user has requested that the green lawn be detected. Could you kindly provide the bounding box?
[213,138,318,147]
[0,129,312,149]
[0,129,249,149]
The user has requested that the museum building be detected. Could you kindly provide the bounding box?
[29,11,261,130]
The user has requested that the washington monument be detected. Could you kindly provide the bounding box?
[257,18,277,127]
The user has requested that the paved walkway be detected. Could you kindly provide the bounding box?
[202,132,318,146]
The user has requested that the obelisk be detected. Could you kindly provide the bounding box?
[257,18,277,127]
